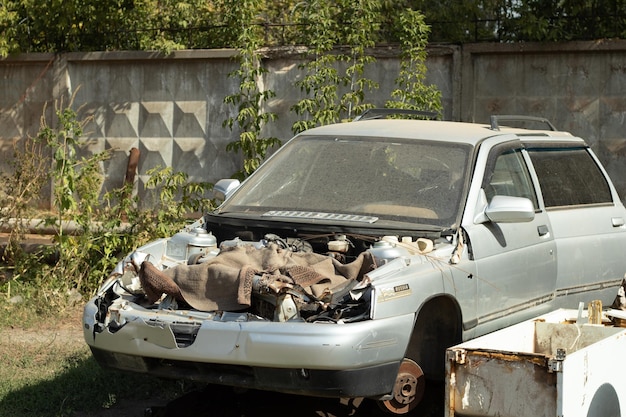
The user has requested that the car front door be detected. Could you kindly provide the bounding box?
[462,140,558,335]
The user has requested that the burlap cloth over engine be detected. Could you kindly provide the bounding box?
[154,243,376,312]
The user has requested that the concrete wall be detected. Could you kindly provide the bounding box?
[1,40,625,208]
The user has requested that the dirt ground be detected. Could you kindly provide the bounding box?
[0,306,160,417]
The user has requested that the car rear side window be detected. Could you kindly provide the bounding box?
[528,147,612,208]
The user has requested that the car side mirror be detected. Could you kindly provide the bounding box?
[475,193,535,224]
[213,178,241,202]
[484,195,535,223]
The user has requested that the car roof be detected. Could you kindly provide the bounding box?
[300,119,578,147]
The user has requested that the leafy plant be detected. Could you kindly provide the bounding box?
[222,0,280,179]
[292,1,440,131]
[133,166,213,243]
[338,0,380,120]
[0,1,19,57]
[386,9,442,116]
[290,0,343,134]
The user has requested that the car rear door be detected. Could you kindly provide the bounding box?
[526,142,626,307]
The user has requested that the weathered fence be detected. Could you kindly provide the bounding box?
[1,40,625,208]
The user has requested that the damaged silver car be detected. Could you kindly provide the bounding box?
[83,113,626,414]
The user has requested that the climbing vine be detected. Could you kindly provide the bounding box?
[222,0,280,179]
[338,0,381,120]
[290,0,342,134]
[386,9,442,115]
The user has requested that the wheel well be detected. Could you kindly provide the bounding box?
[587,383,621,417]
[405,296,462,379]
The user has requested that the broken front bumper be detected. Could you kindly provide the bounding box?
[83,297,415,398]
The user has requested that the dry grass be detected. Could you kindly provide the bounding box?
[0,305,187,417]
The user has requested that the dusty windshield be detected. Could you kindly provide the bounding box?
[220,135,471,227]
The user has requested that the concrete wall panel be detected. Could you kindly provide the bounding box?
[1,42,625,209]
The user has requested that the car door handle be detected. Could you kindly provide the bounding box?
[613,217,625,227]
[537,224,550,237]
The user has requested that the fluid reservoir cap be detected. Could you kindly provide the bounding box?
[189,228,217,247]
[328,240,349,253]
[370,240,409,260]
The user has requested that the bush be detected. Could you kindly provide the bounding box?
[0,101,214,316]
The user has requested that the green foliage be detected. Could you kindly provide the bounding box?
[32,102,117,294]
[134,166,213,242]
[0,102,214,309]
[338,0,380,120]
[412,0,501,43]
[291,1,440,132]
[0,0,625,54]
[222,0,280,179]
[499,0,626,42]
[130,0,217,52]
[0,0,218,54]
[386,9,442,116]
[414,0,626,43]
[290,0,342,133]
[0,1,19,57]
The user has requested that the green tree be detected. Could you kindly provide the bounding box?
[13,0,135,52]
[0,1,19,57]
[501,0,626,42]
[130,0,217,53]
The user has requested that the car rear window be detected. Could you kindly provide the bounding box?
[528,147,612,208]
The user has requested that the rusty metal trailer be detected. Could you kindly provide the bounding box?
[445,308,626,417]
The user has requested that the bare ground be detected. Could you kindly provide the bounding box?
[0,306,162,417]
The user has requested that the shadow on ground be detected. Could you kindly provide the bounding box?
[142,380,444,417]
[0,352,181,417]
[0,350,444,417]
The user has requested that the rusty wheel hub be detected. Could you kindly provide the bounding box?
[379,358,425,415]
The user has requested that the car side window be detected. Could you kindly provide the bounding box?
[528,147,612,208]
[482,147,538,209]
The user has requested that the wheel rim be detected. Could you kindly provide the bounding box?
[379,358,425,414]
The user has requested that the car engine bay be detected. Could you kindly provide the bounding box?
[94,217,440,328]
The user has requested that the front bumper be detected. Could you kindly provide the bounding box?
[90,347,401,398]
[83,297,415,398]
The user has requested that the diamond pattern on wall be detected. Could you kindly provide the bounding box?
[139,136,173,172]
[109,71,141,102]
[140,101,173,138]
[3,48,626,209]
[174,101,206,137]
[172,138,207,179]
[105,102,139,137]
